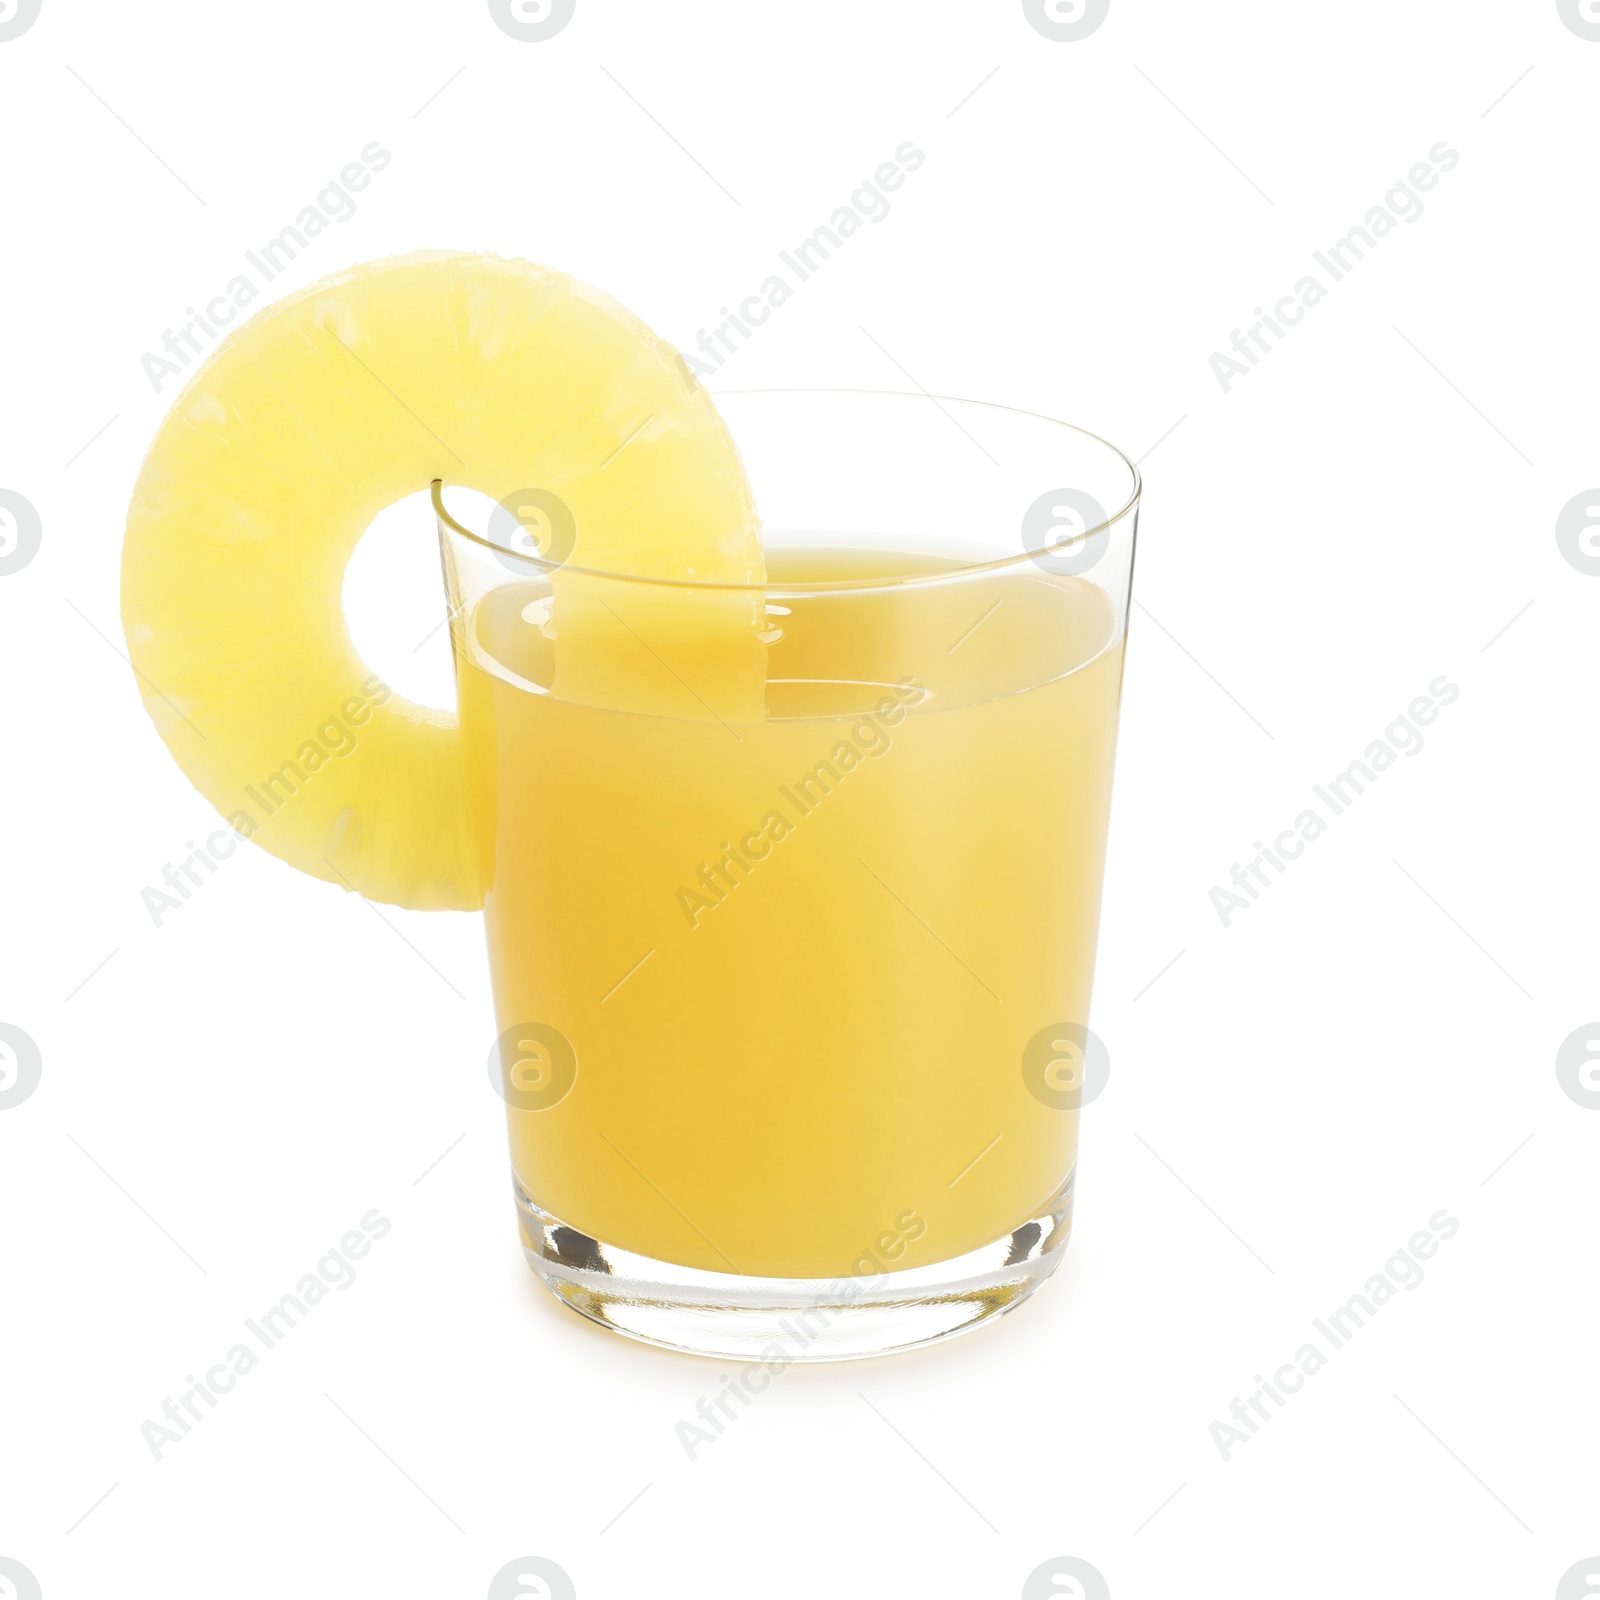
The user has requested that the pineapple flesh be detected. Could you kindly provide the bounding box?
[122,252,761,909]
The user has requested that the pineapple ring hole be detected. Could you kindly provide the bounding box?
[340,485,495,716]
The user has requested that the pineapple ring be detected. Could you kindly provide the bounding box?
[122,252,759,910]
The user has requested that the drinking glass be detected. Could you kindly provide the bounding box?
[434,389,1138,1360]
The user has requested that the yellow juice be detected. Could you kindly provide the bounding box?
[459,552,1124,1280]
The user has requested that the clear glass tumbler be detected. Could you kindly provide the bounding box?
[434,390,1138,1360]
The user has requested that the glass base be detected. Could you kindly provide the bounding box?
[515,1174,1074,1361]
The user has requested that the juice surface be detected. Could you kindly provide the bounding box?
[459,551,1124,1279]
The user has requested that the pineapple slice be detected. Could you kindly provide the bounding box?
[122,252,761,910]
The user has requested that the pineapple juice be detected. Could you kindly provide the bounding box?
[458,551,1124,1280]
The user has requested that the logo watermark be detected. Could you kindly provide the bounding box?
[1556,1023,1600,1109]
[0,0,40,42]
[488,0,575,42]
[0,1024,41,1111]
[0,1559,41,1600]
[1022,0,1109,43]
[488,488,576,572]
[1556,489,1600,574]
[1557,0,1600,41]
[0,490,41,576]
[489,1023,578,1111]
[1021,1557,1109,1599]
[487,1556,576,1598]
[1022,1022,1110,1109]
[1021,489,1109,575]
[1557,1558,1600,1597]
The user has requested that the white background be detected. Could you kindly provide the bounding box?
[2,2,1597,1597]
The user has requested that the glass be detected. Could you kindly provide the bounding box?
[434,389,1139,1360]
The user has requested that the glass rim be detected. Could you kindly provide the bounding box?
[431,387,1141,594]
